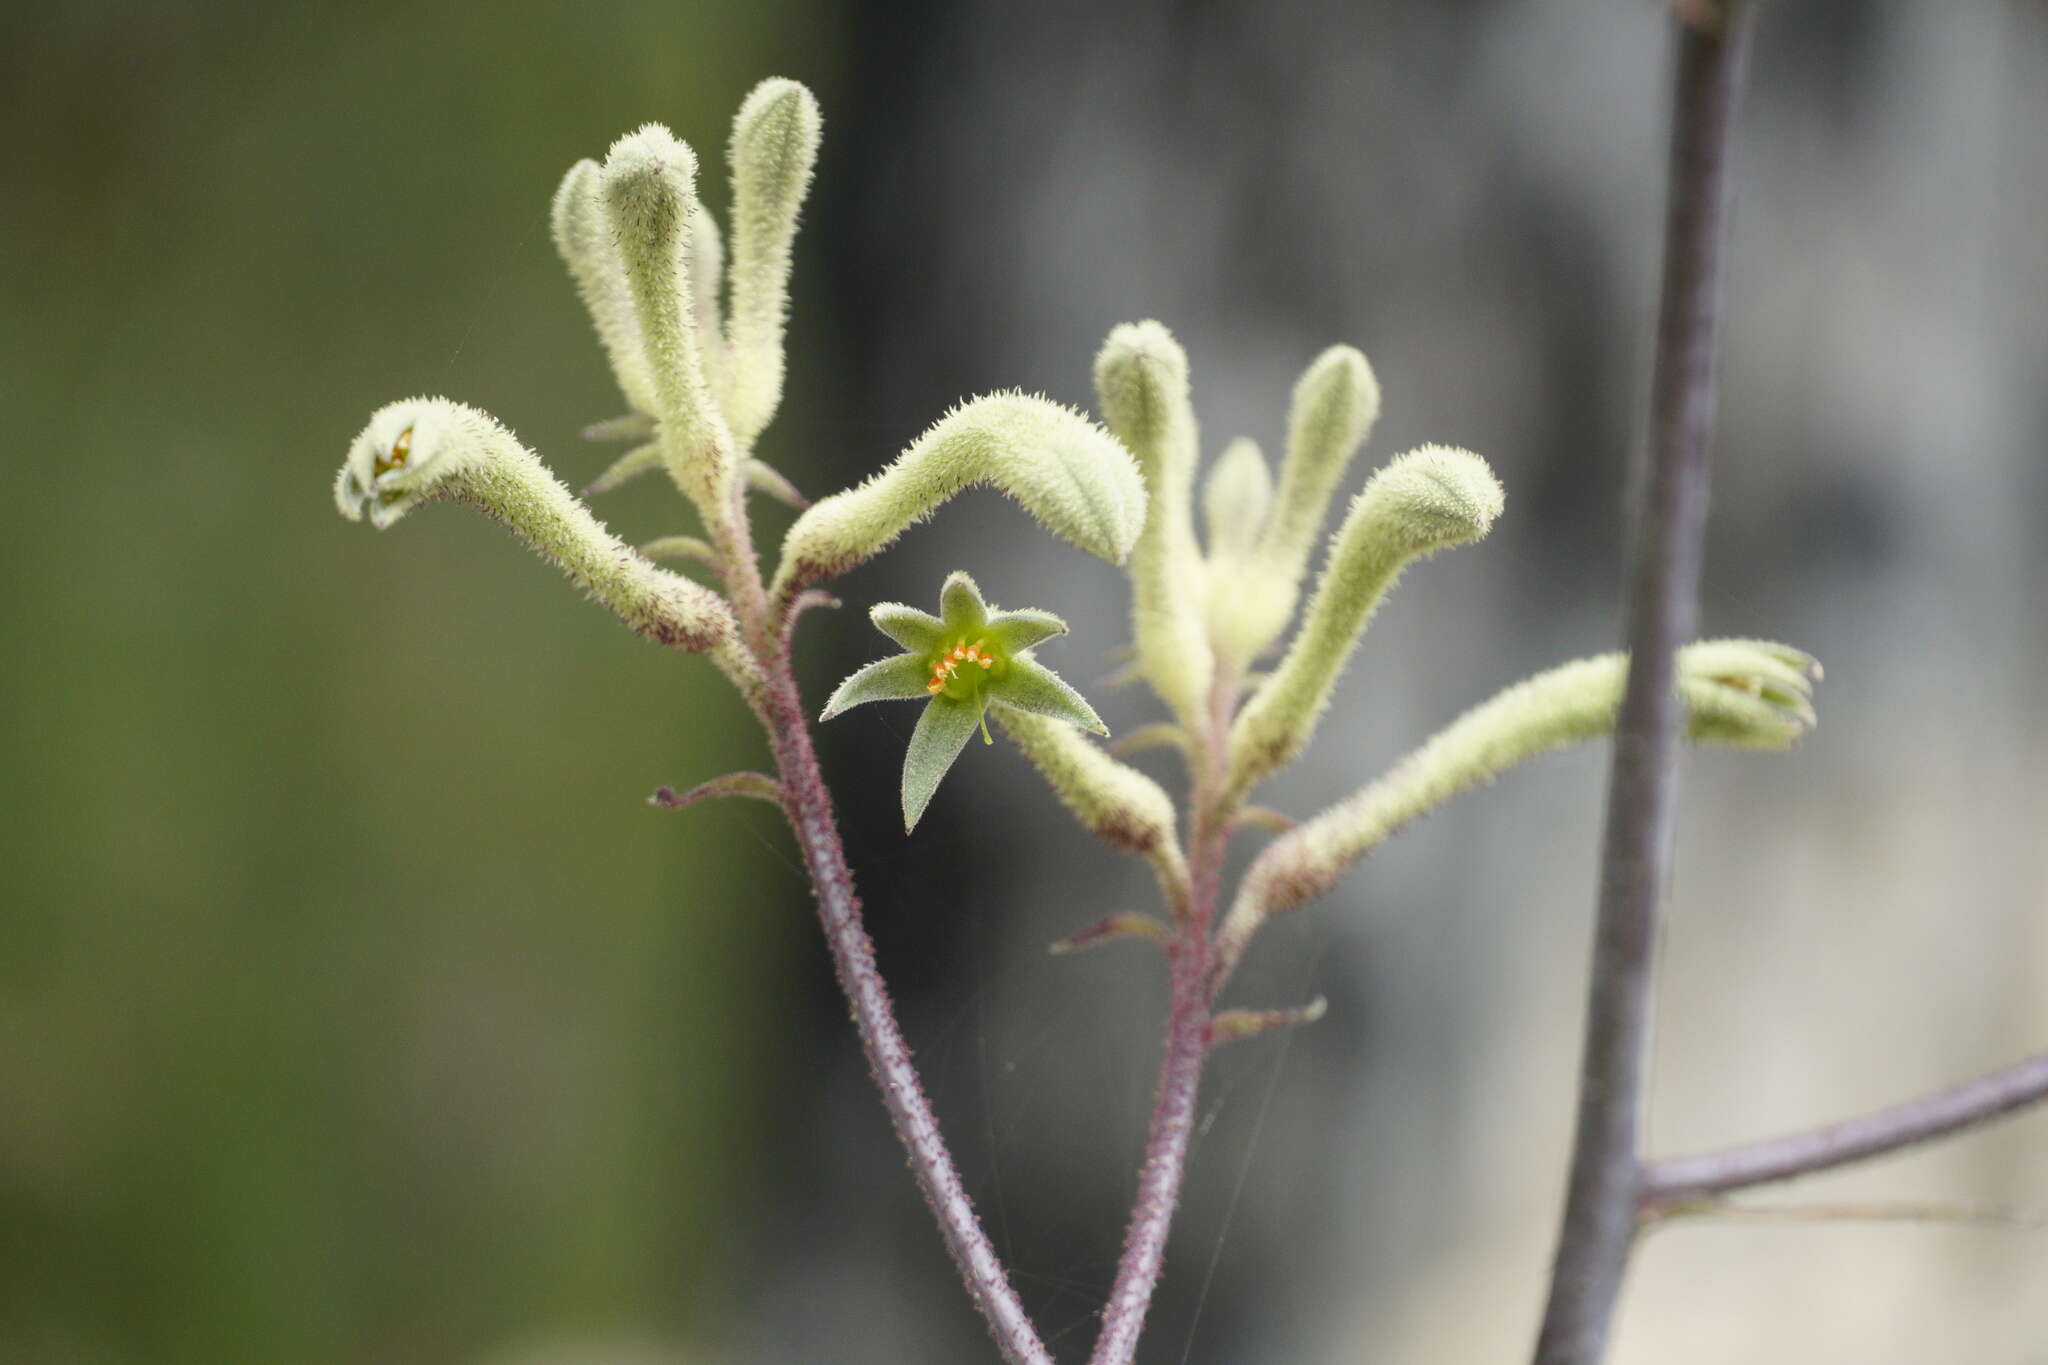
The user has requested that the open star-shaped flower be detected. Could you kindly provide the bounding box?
[822,571,1108,831]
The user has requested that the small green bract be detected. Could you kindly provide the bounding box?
[822,571,1107,830]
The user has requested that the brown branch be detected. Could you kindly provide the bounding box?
[1530,5,1757,1363]
[1088,668,1243,1365]
[1642,1047,2048,1207]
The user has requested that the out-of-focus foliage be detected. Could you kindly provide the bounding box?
[0,4,841,1362]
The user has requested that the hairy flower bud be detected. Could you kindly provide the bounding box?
[336,398,738,656]
[770,392,1147,602]
[1212,346,1382,664]
[1228,445,1503,794]
[1094,321,1214,723]
[551,158,656,419]
[724,78,821,449]
[1214,639,1821,978]
[600,124,736,508]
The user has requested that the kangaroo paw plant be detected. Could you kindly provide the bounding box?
[334,80,1821,1365]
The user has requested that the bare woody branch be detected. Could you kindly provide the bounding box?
[1642,1047,2048,1208]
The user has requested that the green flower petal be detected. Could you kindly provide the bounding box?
[820,653,930,721]
[984,608,1068,654]
[938,571,990,633]
[870,601,946,652]
[990,659,1106,735]
[902,696,984,830]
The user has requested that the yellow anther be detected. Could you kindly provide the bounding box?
[375,425,414,475]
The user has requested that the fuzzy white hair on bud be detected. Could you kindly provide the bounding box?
[1214,639,1820,977]
[770,392,1147,603]
[724,78,822,450]
[1227,444,1502,795]
[1094,321,1214,724]
[599,123,738,512]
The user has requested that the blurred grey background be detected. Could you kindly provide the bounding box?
[3,2,2044,1362]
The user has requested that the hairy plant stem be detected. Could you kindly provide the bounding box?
[1531,5,1755,1363]
[1090,667,1242,1365]
[1642,1046,2048,1209]
[715,482,1053,1365]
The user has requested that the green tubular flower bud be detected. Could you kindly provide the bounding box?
[1213,639,1821,979]
[335,398,738,656]
[689,200,731,407]
[769,392,1147,602]
[1214,346,1382,664]
[1094,321,1214,724]
[600,124,737,509]
[724,77,822,450]
[1227,444,1503,795]
[552,159,656,419]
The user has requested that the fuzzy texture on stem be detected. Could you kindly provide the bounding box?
[1642,1047,2048,1207]
[1531,8,1756,1363]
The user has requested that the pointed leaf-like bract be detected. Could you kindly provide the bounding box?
[1095,321,1214,722]
[820,654,935,721]
[651,771,785,810]
[1213,640,1821,978]
[992,659,1106,735]
[585,441,662,496]
[902,697,984,831]
[770,392,1147,601]
[983,608,1066,654]
[601,124,737,509]
[1228,444,1502,795]
[336,398,736,655]
[725,78,822,449]
[870,601,946,653]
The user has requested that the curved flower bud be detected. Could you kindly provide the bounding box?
[551,159,656,419]
[724,77,821,449]
[1212,639,1822,981]
[335,398,737,656]
[1227,445,1503,795]
[1094,321,1214,724]
[1212,346,1381,664]
[600,124,737,508]
[770,392,1147,603]
[820,572,1110,831]
[994,708,1188,896]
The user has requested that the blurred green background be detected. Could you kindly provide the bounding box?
[3,4,849,1361]
[7,3,2048,1363]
